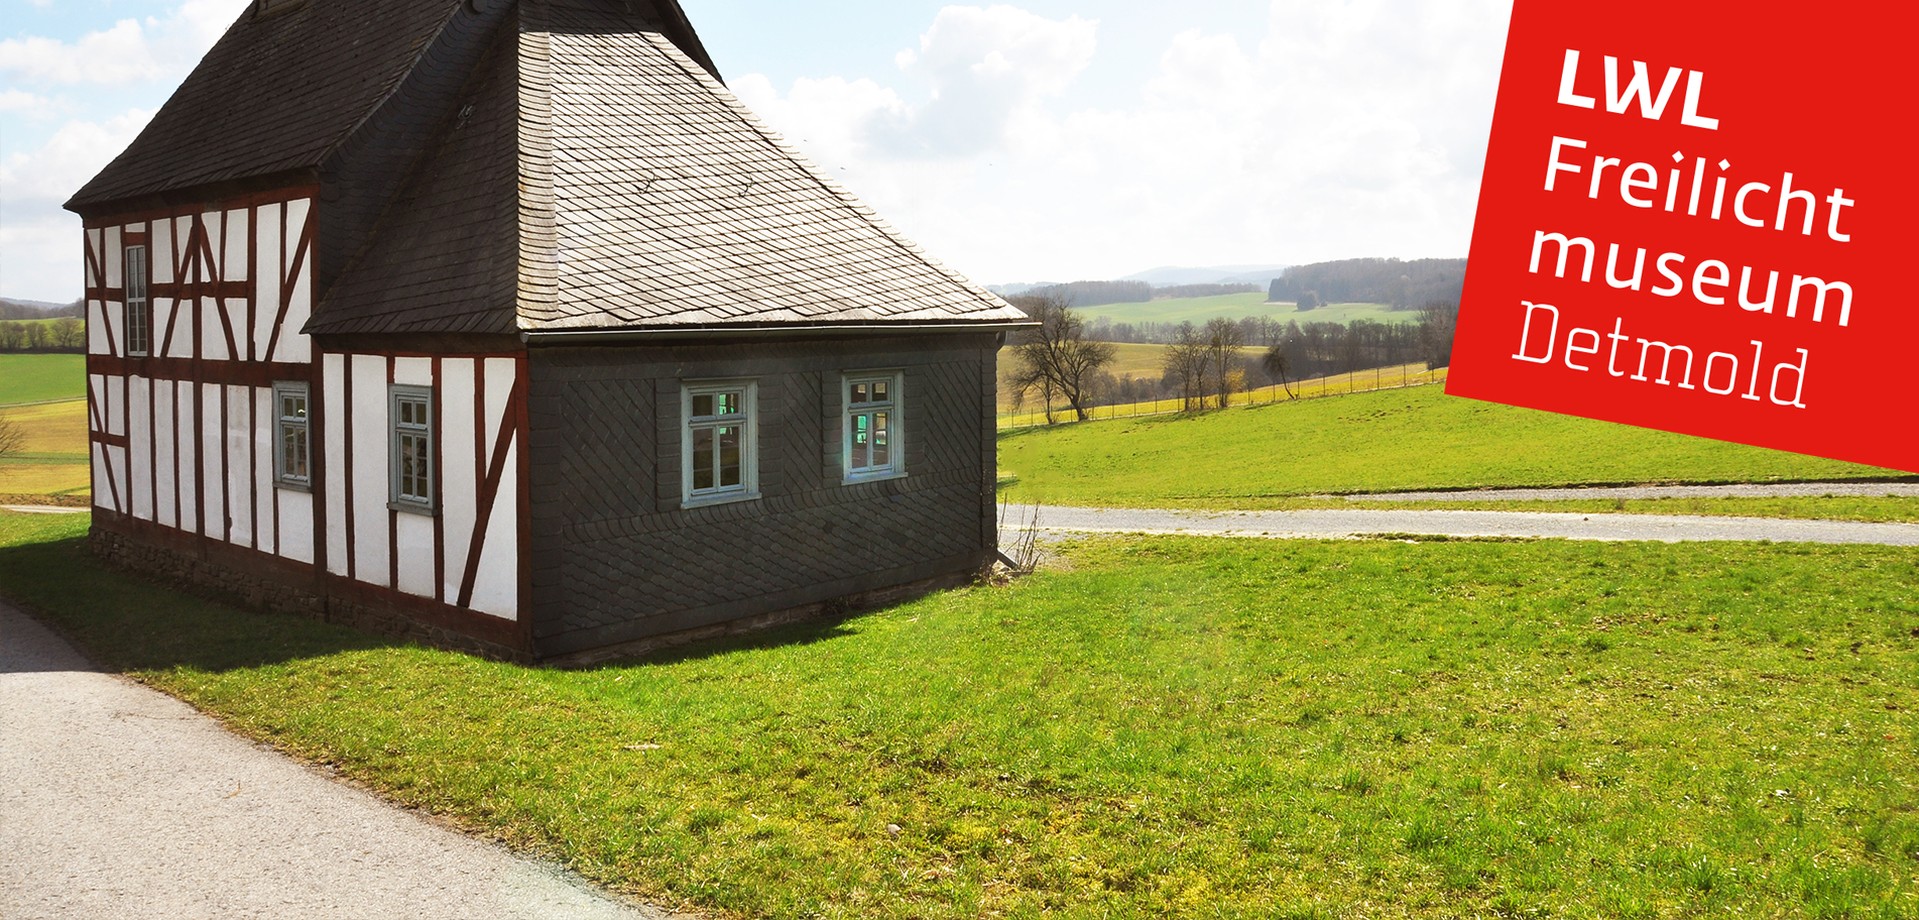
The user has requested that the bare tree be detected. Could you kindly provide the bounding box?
[1160,322,1209,411]
[0,415,24,466]
[1007,291,1115,422]
[1261,346,1298,400]
[1418,300,1459,369]
[1203,317,1245,409]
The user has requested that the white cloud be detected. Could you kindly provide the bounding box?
[0,110,155,300]
[0,0,243,87]
[867,5,1097,158]
[729,1,1512,283]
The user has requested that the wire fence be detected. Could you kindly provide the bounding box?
[997,363,1449,430]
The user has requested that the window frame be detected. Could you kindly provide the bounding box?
[273,380,312,491]
[124,244,150,357]
[680,379,759,507]
[388,385,435,514]
[842,371,905,483]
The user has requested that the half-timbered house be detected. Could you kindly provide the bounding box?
[65,0,1030,661]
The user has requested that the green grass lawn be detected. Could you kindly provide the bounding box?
[5,510,1915,919]
[1071,294,1411,327]
[0,353,89,501]
[1359,495,1919,525]
[0,353,85,405]
[999,386,1901,508]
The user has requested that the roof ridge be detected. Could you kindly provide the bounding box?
[316,0,471,166]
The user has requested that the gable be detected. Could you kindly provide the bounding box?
[66,2,468,212]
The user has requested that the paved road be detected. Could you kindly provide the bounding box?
[0,601,679,920]
[0,505,87,515]
[1003,505,1919,546]
[1343,481,1919,502]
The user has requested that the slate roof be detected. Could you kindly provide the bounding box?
[66,1,466,210]
[514,4,1029,332]
[70,0,1027,336]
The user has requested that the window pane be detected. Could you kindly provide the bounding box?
[692,427,714,491]
[692,394,714,418]
[851,383,868,403]
[291,429,308,479]
[873,381,888,402]
[718,392,739,416]
[718,426,741,488]
[873,412,890,466]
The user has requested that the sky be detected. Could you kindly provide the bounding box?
[0,0,1515,303]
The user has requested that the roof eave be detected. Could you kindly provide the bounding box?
[520,320,1037,345]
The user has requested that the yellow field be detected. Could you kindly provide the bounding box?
[997,363,1448,429]
[996,343,1262,412]
[0,399,89,500]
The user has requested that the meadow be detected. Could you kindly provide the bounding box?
[1069,292,1411,327]
[3,510,1914,919]
[0,353,89,502]
[998,385,1897,508]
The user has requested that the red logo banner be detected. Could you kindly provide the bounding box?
[1447,2,1914,474]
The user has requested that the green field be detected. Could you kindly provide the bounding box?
[0,354,88,501]
[4,511,1914,919]
[999,385,1897,508]
[0,353,86,405]
[1071,293,1411,327]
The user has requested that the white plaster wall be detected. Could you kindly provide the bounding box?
[277,199,313,365]
[175,382,198,534]
[92,446,112,513]
[393,357,431,388]
[468,357,521,620]
[323,354,349,577]
[200,210,222,280]
[350,355,391,587]
[279,489,315,566]
[86,228,103,288]
[105,226,123,287]
[152,380,176,528]
[129,377,151,521]
[252,385,277,553]
[394,513,435,598]
[199,384,224,540]
[226,384,255,550]
[254,202,281,362]
[224,208,249,282]
[88,300,112,355]
[200,300,231,362]
[437,358,477,604]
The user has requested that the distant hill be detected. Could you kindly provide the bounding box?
[1121,265,1290,287]
[0,297,83,320]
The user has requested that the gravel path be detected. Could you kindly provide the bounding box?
[0,601,679,920]
[1004,505,1919,546]
[1342,481,1919,502]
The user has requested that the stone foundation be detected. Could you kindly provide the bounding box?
[88,527,528,661]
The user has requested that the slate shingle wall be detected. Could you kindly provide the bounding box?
[526,334,999,656]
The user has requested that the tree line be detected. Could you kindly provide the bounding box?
[0,298,83,321]
[1006,293,1459,421]
[0,318,85,352]
[1265,257,1465,310]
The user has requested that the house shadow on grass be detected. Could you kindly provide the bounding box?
[0,528,894,677]
[0,533,403,676]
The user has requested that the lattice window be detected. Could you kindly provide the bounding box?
[124,245,149,357]
[843,372,904,482]
[681,380,758,505]
[274,381,310,488]
[390,386,434,512]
